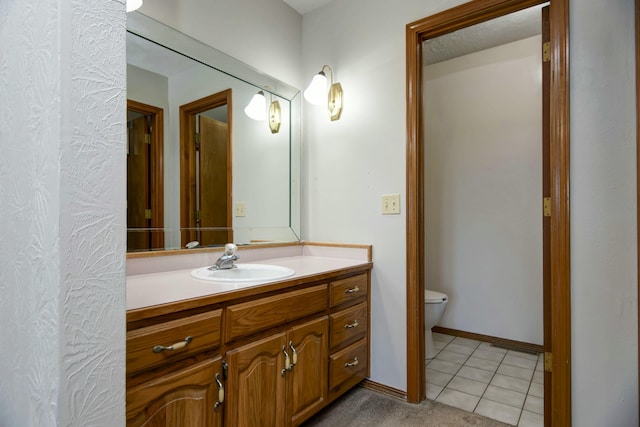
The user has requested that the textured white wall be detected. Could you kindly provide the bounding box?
[0,0,126,425]
[424,36,543,346]
[571,0,638,425]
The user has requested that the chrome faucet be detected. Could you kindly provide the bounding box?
[208,243,238,270]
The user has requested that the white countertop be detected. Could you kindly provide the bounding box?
[127,254,370,311]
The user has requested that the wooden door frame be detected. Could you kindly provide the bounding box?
[179,89,233,247]
[127,99,165,250]
[627,0,640,418]
[405,1,571,426]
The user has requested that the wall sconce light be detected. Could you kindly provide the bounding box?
[244,90,267,121]
[303,65,343,121]
[269,96,281,134]
[244,89,282,134]
[126,0,143,12]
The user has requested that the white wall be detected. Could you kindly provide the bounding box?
[0,0,126,425]
[571,0,638,425]
[303,0,468,391]
[303,3,638,424]
[137,0,303,89]
[424,36,543,345]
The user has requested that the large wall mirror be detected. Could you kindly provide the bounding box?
[126,12,301,252]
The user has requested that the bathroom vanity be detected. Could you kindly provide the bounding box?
[125,243,372,427]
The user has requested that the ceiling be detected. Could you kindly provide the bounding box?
[281,1,545,67]
[282,0,333,15]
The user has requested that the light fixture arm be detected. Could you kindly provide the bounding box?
[320,65,334,84]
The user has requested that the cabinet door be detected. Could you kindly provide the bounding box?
[287,316,329,427]
[126,357,223,427]
[226,332,287,427]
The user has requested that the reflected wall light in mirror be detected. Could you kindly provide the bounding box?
[244,90,282,133]
[303,64,343,121]
[244,90,267,120]
[126,0,142,12]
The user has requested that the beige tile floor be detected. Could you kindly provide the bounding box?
[426,332,544,427]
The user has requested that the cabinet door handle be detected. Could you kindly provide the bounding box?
[344,357,359,368]
[281,345,291,376]
[214,373,224,411]
[152,336,193,353]
[344,286,360,294]
[344,320,359,329]
[289,341,298,366]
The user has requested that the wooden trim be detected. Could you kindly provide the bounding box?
[431,326,544,354]
[636,0,640,420]
[302,241,373,262]
[406,2,571,426]
[360,379,407,401]
[179,89,233,247]
[127,99,165,250]
[548,2,571,426]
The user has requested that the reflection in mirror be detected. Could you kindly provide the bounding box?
[180,90,233,247]
[126,12,301,252]
[127,100,164,251]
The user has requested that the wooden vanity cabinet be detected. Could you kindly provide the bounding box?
[126,266,371,427]
[224,316,328,427]
[126,357,224,427]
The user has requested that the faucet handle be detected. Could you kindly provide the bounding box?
[224,243,237,256]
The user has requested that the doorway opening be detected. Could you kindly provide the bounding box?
[406,0,570,425]
[180,89,233,247]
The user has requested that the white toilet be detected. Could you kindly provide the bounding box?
[425,289,448,359]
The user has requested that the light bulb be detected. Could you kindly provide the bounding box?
[126,0,143,12]
[303,72,328,106]
[244,91,267,120]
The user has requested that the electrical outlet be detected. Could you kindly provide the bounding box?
[235,202,247,217]
[381,194,400,215]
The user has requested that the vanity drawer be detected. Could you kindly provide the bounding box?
[330,302,368,350]
[329,338,368,390]
[330,274,368,307]
[225,284,328,342]
[127,309,222,375]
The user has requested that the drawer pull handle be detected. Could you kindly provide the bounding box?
[214,373,224,411]
[345,357,359,368]
[344,285,360,294]
[281,345,291,376]
[344,319,359,329]
[152,336,193,353]
[289,341,298,366]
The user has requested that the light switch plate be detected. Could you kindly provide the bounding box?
[235,202,246,217]
[381,194,400,215]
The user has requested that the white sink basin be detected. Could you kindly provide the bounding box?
[191,263,295,283]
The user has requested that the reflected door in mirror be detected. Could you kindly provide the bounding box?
[198,115,230,246]
[181,90,233,247]
[127,100,164,251]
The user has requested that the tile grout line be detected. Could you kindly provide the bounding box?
[431,335,545,426]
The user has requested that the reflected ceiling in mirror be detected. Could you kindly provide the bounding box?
[126,12,301,252]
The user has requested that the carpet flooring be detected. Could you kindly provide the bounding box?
[302,386,510,427]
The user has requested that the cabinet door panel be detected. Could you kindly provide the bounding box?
[288,317,329,427]
[226,332,287,427]
[126,357,223,427]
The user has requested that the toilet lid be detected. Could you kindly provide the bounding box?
[425,289,448,303]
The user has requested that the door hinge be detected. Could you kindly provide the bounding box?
[543,197,551,217]
[543,41,551,63]
[195,210,200,222]
[195,132,201,151]
[144,133,151,144]
[222,361,228,380]
[544,352,552,372]
[145,209,152,220]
